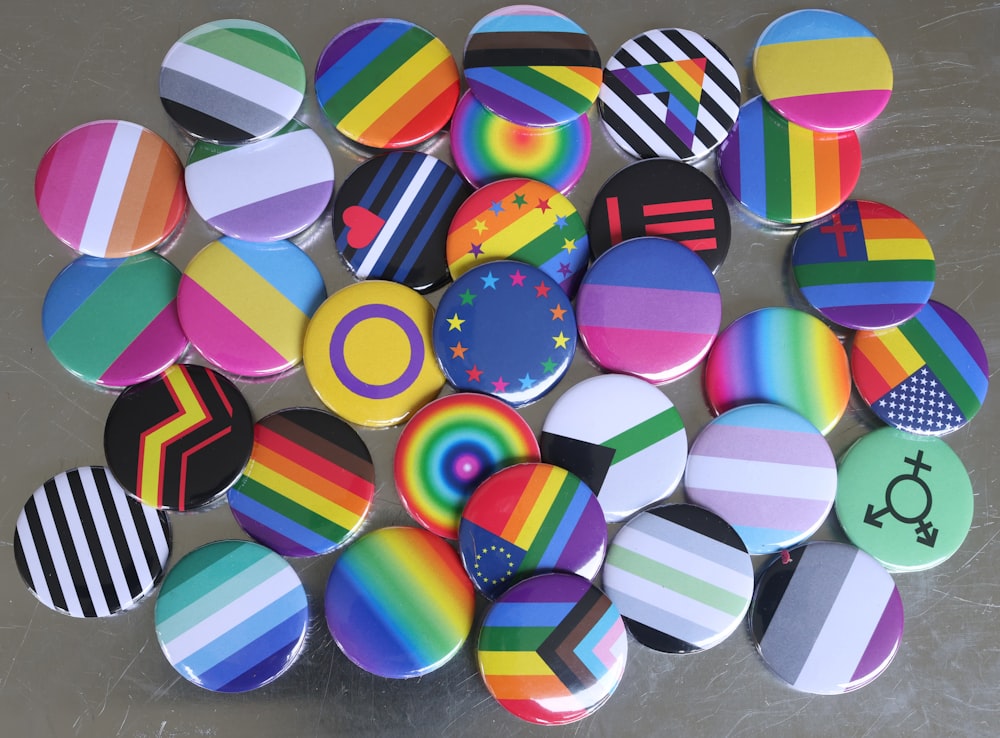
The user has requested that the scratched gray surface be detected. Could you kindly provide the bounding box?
[1,1,998,736]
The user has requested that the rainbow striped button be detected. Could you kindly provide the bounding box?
[155,540,308,692]
[42,253,187,387]
[316,19,459,149]
[178,238,326,377]
[704,307,851,435]
[686,404,837,554]
[718,96,861,225]
[35,120,186,258]
[792,200,936,330]
[325,526,475,679]
[851,300,989,435]
[229,408,375,557]
[754,9,893,132]
[477,572,627,725]
[458,462,606,600]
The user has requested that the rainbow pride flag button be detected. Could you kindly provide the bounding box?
[718,96,861,225]
[754,9,893,132]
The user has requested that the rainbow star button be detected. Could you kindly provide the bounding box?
[754,9,893,132]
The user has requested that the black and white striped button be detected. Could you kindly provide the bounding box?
[13,467,171,618]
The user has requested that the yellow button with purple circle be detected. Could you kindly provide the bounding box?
[704,307,851,435]
[303,281,444,428]
[754,9,893,132]
[35,120,187,258]
[177,237,326,377]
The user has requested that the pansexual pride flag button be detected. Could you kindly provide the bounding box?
[792,200,936,330]
[754,9,893,132]
[718,96,861,225]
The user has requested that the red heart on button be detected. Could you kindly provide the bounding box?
[343,206,385,250]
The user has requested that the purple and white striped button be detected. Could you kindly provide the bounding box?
[750,541,904,694]
[685,403,836,554]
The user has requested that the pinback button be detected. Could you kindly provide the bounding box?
[35,120,186,258]
[450,91,591,194]
[159,20,306,144]
[576,236,722,383]
[104,364,254,511]
[718,96,862,225]
[704,307,852,435]
[395,393,539,540]
[42,253,187,387]
[325,526,475,679]
[540,373,687,522]
[602,504,753,653]
[185,120,334,242]
[315,19,460,149]
[177,237,326,377]
[792,200,936,330]
[458,462,606,600]
[851,300,989,435]
[477,572,627,725]
[754,9,893,132]
[750,541,904,694]
[332,152,470,293]
[446,178,589,298]
[228,408,376,557]
[463,5,602,127]
[155,540,308,692]
[587,158,731,272]
[599,28,741,161]
[13,466,171,618]
[835,427,973,572]
[685,403,838,554]
[302,280,444,428]
[433,260,577,407]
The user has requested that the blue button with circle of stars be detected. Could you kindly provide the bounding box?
[432,260,577,407]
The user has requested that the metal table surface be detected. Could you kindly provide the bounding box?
[1,1,997,736]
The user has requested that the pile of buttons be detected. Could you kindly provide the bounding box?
[17,5,989,725]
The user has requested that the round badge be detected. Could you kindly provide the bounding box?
[587,158,731,272]
[450,91,590,194]
[599,28,741,161]
[540,373,687,522]
[228,408,376,557]
[603,504,753,653]
[836,428,973,572]
[792,200,936,330]
[185,121,334,242]
[42,253,187,387]
[576,237,722,383]
[446,179,589,297]
[302,281,444,428]
[159,19,306,144]
[718,96,862,225]
[35,120,186,258]
[104,364,254,511]
[433,261,577,407]
[704,307,851,435]
[325,526,475,679]
[395,393,540,539]
[315,19,459,149]
[155,540,308,692]
[478,572,627,725]
[754,9,893,132]
[177,237,326,377]
[14,466,171,618]
[333,152,470,293]
[750,541,904,694]
[851,300,989,435]
[685,404,838,554]
[458,462,606,600]
[463,5,602,127]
